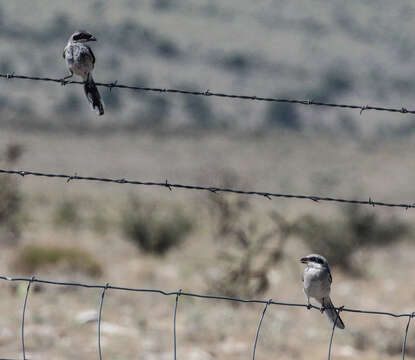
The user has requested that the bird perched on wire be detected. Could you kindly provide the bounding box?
[62,30,104,115]
[300,254,345,329]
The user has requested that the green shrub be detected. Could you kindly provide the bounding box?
[14,245,102,276]
[264,95,302,130]
[0,144,24,244]
[184,94,213,129]
[121,197,192,256]
[53,200,82,229]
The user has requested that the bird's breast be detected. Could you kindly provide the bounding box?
[64,44,94,79]
[303,267,331,299]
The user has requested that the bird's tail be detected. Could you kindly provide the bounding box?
[84,74,104,116]
[322,297,345,329]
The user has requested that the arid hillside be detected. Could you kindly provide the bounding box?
[1,1,415,360]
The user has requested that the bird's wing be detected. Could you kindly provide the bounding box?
[327,267,332,284]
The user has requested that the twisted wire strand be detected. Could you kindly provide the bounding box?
[21,276,34,360]
[1,168,415,210]
[252,299,272,360]
[97,283,109,360]
[401,313,414,360]
[1,275,413,318]
[173,290,181,360]
[1,72,414,115]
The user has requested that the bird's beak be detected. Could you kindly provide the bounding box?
[89,36,97,41]
[300,257,308,264]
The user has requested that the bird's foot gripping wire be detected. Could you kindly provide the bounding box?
[60,74,73,86]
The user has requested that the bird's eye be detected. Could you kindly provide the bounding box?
[73,33,90,41]
[311,257,323,264]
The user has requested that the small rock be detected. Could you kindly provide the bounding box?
[75,310,98,324]
[101,322,135,336]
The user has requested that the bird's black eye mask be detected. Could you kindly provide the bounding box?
[73,33,90,41]
[311,257,324,264]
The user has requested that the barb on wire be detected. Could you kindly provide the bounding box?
[98,283,109,360]
[1,168,415,210]
[401,312,414,360]
[173,289,181,360]
[1,72,415,116]
[252,299,272,360]
[21,276,34,360]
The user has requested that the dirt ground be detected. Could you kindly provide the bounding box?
[1,1,415,358]
[0,129,414,360]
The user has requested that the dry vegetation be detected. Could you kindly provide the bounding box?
[1,131,415,360]
[1,1,415,360]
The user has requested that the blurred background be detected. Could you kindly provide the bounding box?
[1,0,415,359]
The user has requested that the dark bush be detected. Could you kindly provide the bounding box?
[294,205,410,274]
[205,172,293,299]
[265,99,302,130]
[184,95,213,128]
[222,53,251,73]
[132,96,170,129]
[0,144,24,244]
[152,0,173,11]
[53,200,82,229]
[55,93,82,114]
[156,39,180,58]
[307,65,354,103]
[121,196,192,256]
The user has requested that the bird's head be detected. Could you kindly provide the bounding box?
[300,254,329,268]
[69,30,97,43]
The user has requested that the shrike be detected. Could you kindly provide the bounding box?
[62,30,104,115]
[301,254,345,329]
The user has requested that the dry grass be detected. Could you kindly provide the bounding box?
[1,1,415,358]
[12,244,102,276]
[0,129,415,359]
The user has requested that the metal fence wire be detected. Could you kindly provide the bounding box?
[1,72,415,116]
[0,276,413,360]
[1,70,415,359]
[1,168,415,210]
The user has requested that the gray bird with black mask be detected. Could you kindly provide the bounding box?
[300,254,345,329]
[62,30,104,115]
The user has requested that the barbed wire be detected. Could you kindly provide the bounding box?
[1,72,415,116]
[0,275,413,360]
[1,168,415,210]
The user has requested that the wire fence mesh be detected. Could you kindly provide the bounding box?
[0,275,413,360]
